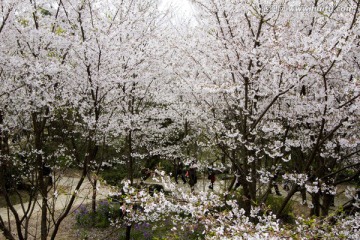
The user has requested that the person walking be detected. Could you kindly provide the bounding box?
[270,167,282,196]
[188,164,197,192]
[208,168,216,190]
[175,162,186,184]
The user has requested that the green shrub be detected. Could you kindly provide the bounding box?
[266,195,295,223]
[100,168,127,186]
[230,188,295,224]
[75,205,92,228]
[75,201,114,228]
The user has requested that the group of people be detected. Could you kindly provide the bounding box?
[140,161,213,192]
[174,162,217,191]
[174,162,199,191]
[139,163,353,211]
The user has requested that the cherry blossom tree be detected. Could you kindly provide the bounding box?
[112,173,360,239]
[180,0,360,216]
[0,0,359,239]
[0,0,76,238]
[0,0,169,239]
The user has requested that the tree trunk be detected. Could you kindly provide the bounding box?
[277,185,298,216]
[0,111,4,192]
[0,219,15,240]
[92,178,97,214]
[321,193,333,216]
[128,131,134,185]
[249,159,257,201]
[125,225,132,240]
[242,184,252,215]
[40,196,48,240]
[0,119,15,240]
[32,113,48,240]
[310,193,321,216]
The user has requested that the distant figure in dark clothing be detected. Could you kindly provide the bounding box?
[270,168,282,196]
[283,179,291,191]
[175,162,186,184]
[42,163,52,186]
[149,184,164,196]
[42,164,51,176]
[141,168,152,181]
[208,173,215,190]
[300,186,307,204]
[188,167,197,192]
[208,168,216,190]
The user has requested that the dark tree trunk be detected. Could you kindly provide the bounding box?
[321,193,334,216]
[0,111,3,190]
[92,178,97,214]
[311,193,321,216]
[242,184,252,215]
[32,113,48,240]
[128,131,134,185]
[0,219,15,240]
[277,185,298,216]
[125,225,132,240]
[0,114,16,240]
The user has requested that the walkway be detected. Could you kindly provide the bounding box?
[0,177,110,222]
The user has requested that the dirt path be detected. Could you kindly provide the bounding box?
[0,177,110,222]
[1,175,351,222]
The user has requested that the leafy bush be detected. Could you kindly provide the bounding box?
[231,188,295,223]
[0,166,22,193]
[100,168,127,186]
[266,195,295,223]
[75,201,113,228]
[132,222,153,240]
[75,205,92,228]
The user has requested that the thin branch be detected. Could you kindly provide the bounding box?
[249,86,294,132]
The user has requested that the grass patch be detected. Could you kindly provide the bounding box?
[266,194,295,224]
[75,201,206,240]
[75,200,123,228]
[100,168,128,186]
